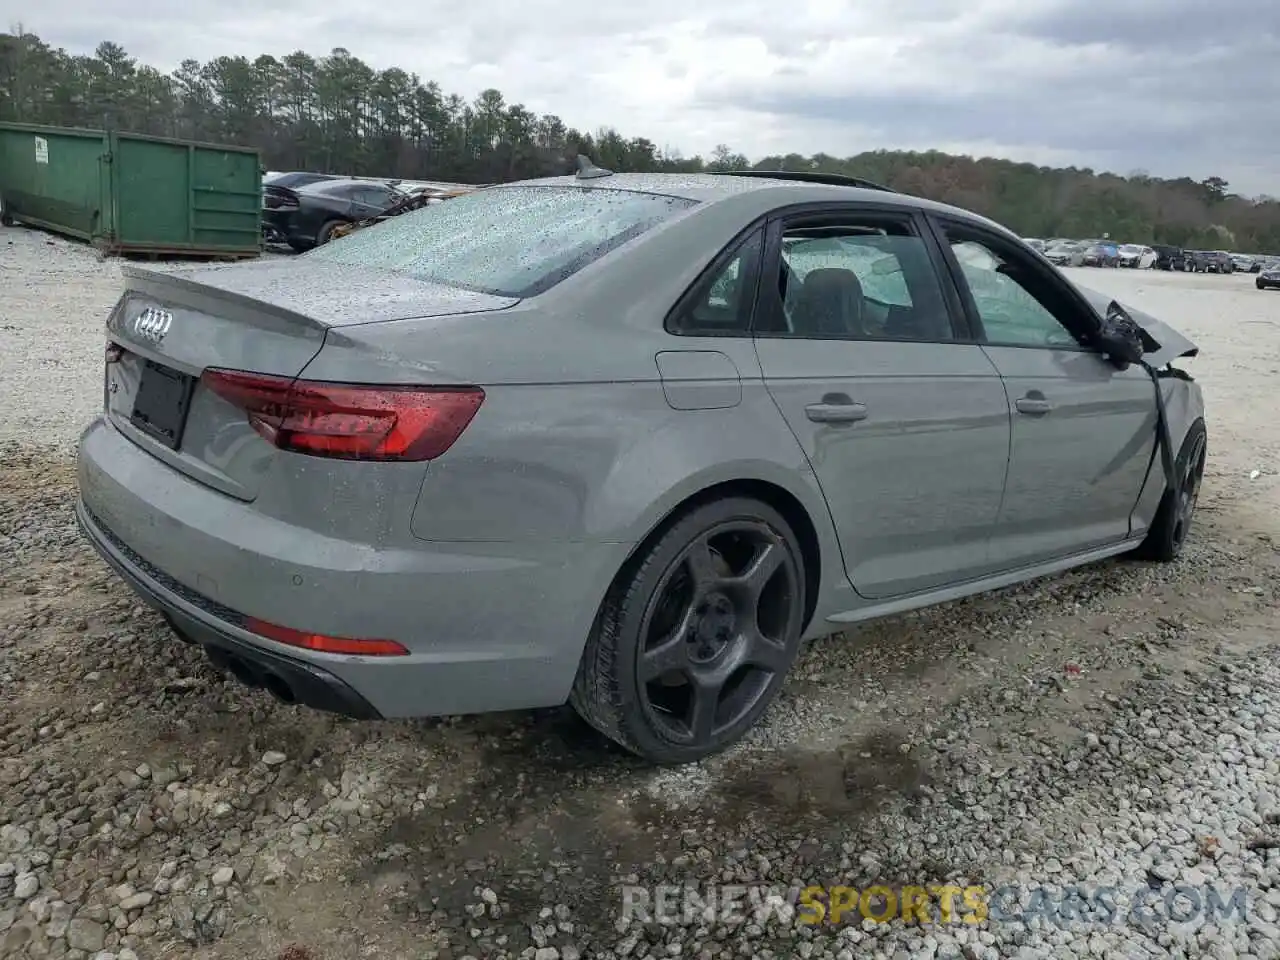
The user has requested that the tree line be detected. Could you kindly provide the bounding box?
[2,29,1278,252]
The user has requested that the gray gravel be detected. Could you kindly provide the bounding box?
[1,223,1279,960]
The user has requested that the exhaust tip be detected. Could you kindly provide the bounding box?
[262,672,297,704]
[225,655,260,688]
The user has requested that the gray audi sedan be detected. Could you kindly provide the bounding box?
[76,164,1206,763]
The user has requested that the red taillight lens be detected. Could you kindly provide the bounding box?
[244,617,408,656]
[200,369,483,461]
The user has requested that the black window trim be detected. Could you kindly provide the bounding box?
[664,222,767,338]
[750,202,978,344]
[926,214,1105,354]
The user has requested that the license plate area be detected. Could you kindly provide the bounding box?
[130,360,195,450]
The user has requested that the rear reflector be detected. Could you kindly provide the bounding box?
[244,617,408,656]
[201,369,483,461]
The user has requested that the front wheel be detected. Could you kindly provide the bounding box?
[1133,419,1206,563]
[571,497,806,763]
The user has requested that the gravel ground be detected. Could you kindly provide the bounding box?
[1,223,1279,960]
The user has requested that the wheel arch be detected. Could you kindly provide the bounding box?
[602,476,825,637]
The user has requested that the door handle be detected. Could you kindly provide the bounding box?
[805,400,868,423]
[1015,396,1052,415]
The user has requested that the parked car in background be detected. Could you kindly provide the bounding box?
[261,178,408,252]
[1118,244,1157,269]
[1151,244,1187,271]
[1022,238,1046,252]
[1044,240,1086,267]
[75,164,1208,763]
[1230,254,1255,273]
[1082,241,1120,267]
[1195,250,1234,274]
[1257,262,1280,290]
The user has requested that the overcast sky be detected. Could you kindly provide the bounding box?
[7,0,1279,196]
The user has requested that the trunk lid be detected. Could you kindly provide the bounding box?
[104,263,517,501]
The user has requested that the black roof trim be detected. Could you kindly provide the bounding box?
[718,169,898,193]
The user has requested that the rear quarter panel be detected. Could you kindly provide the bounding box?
[297,189,847,621]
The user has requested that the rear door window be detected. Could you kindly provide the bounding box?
[308,185,699,297]
[760,216,960,342]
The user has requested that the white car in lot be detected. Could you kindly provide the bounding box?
[1044,241,1087,267]
[1118,244,1157,269]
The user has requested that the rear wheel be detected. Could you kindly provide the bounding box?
[1133,419,1206,563]
[571,497,806,763]
[316,220,345,245]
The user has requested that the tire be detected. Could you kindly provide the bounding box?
[1133,419,1206,563]
[316,220,345,245]
[570,496,807,763]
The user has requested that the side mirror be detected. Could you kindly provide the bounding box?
[1093,302,1146,370]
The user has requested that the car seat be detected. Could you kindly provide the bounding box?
[789,268,865,336]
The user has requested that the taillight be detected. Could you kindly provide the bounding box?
[244,617,408,656]
[200,369,483,461]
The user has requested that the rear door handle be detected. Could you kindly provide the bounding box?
[805,400,868,423]
[1015,396,1052,415]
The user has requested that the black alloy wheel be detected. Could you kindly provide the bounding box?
[1170,428,1206,555]
[1134,420,1207,562]
[571,497,806,763]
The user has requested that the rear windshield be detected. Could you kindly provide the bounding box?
[305,185,699,297]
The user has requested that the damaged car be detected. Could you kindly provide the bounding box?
[76,161,1206,764]
[262,177,408,252]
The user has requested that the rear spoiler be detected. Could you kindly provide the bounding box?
[262,184,299,209]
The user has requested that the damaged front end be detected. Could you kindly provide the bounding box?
[1079,287,1203,497]
[329,187,475,241]
[1078,287,1199,368]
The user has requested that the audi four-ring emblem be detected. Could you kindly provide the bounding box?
[132,307,173,343]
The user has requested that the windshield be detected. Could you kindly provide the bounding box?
[306,185,698,297]
[1120,245,1142,253]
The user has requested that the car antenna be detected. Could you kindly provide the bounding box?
[575,154,613,180]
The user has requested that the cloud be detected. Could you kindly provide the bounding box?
[6,0,1278,194]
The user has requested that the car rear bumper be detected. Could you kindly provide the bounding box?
[76,416,625,719]
[261,210,311,245]
[76,498,382,718]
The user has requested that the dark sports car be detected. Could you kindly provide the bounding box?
[1257,263,1280,290]
[262,179,407,252]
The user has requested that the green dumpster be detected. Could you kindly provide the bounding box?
[0,121,262,258]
